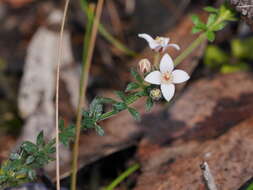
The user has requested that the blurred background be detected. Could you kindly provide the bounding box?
[1,0,253,189]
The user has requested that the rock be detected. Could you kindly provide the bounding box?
[140,72,253,145]
[134,72,253,190]
[16,10,80,173]
[134,117,253,190]
[230,0,253,30]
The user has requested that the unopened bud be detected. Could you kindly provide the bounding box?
[138,58,151,73]
[150,88,162,101]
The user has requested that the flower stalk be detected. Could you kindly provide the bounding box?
[71,0,104,189]
[174,33,206,66]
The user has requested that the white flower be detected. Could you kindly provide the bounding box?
[138,58,151,73]
[138,33,180,53]
[144,53,190,102]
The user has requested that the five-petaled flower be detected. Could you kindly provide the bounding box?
[144,53,190,102]
[138,33,180,53]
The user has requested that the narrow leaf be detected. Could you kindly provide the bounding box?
[125,82,140,92]
[95,125,105,136]
[115,91,126,101]
[204,6,218,13]
[26,156,35,165]
[206,31,215,42]
[128,107,141,121]
[36,131,44,146]
[145,97,154,111]
[192,26,203,34]
[207,14,217,27]
[113,102,127,112]
[130,69,143,83]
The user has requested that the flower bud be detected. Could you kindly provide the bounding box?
[150,88,162,101]
[138,58,151,73]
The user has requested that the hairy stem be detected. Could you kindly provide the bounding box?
[71,0,104,189]
[55,0,71,189]
[104,163,140,190]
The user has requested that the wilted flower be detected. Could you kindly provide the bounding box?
[144,53,189,102]
[138,33,180,53]
[138,58,151,73]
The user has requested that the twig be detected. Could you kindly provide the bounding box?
[237,5,253,8]
[55,0,71,190]
[71,0,105,189]
[200,162,218,190]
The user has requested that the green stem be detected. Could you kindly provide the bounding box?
[174,33,206,66]
[99,93,142,121]
[71,1,104,190]
[104,163,140,190]
[81,0,137,57]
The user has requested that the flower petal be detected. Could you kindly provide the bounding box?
[144,71,161,85]
[160,37,170,46]
[161,83,175,102]
[138,33,159,49]
[168,43,180,51]
[160,53,174,73]
[172,69,190,84]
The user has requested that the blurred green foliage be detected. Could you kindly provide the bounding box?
[204,37,253,73]
[192,4,237,42]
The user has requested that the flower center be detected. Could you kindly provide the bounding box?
[155,37,164,44]
[161,72,172,84]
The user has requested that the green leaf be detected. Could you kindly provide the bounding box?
[47,147,56,154]
[191,14,201,25]
[59,123,75,147]
[22,142,37,153]
[212,22,226,31]
[219,5,237,21]
[115,91,126,101]
[145,97,154,111]
[125,82,140,92]
[231,38,253,60]
[220,63,249,74]
[246,183,253,190]
[99,97,117,104]
[10,153,20,160]
[113,102,127,112]
[128,107,141,121]
[130,69,143,83]
[191,26,203,34]
[36,131,44,146]
[204,6,218,13]
[204,45,229,68]
[205,31,215,42]
[28,170,36,180]
[90,97,103,118]
[59,119,65,130]
[82,111,96,129]
[207,14,217,27]
[25,156,35,165]
[44,138,56,153]
[94,125,105,136]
